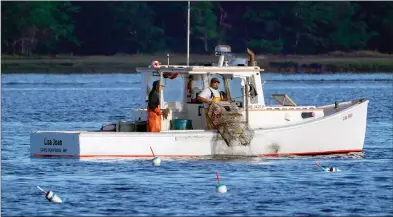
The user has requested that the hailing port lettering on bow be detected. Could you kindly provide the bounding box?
[40,147,64,153]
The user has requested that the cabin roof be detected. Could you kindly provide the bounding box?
[136,65,263,76]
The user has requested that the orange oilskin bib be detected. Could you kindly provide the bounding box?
[147,105,162,132]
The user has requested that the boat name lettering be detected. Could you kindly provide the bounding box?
[342,113,353,121]
[44,138,63,146]
[40,148,67,153]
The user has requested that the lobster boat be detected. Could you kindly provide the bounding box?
[30,45,369,158]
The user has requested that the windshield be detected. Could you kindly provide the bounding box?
[162,75,185,102]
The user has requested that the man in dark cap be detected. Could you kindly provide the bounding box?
[147,80,167,132]
[197,78,221,106]
[197,77,222,129]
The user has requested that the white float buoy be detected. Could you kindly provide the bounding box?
[216,183,227,193]
[215,172,227,193]
[37,186,62,203]
[324,167,341,172]
[152,156,161,166]
[46,191,63,203]
[150,146,161,166]
[315,162,340,172]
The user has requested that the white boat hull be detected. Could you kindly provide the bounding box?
[30,99,368,158]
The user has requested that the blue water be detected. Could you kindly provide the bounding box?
[1,72,392,216]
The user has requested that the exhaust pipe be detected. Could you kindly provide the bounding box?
[247,48,255,66]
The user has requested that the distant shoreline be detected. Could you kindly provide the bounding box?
[2,51,393,74]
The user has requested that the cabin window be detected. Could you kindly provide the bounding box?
[162,75,185,102]
[188,75,204,103]
[145,73,184,103]
[227,77,243,102]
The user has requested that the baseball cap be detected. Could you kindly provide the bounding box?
[210,78,220,84]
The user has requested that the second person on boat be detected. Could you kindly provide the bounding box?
[147,80,168,132]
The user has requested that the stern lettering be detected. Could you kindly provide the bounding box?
[44,138,63,146]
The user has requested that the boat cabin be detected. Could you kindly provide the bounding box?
[127,45,265,131]
[106,45,324,133]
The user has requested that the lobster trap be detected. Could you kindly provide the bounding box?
[207,101,255,147]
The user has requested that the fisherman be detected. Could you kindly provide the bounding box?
[197,77,222,129]
[147,80,168,132]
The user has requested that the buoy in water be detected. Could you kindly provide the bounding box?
[150,146,161,166]
[315,162,340,172]
[215,172,227,193]
[46,191,63,203]
[152,156,161,166]
[37,186,62,203]
[325,167,341,172]
[216,183,227,193]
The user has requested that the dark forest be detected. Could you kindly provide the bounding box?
[2,1,393,56]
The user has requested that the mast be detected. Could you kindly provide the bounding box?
[187,1,190,66]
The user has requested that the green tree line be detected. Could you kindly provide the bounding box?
[2,1,393,56]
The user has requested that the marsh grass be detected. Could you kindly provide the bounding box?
[2,51,393,73]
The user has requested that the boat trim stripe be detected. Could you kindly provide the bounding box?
[263,149,362,156]
[33,149,362,158]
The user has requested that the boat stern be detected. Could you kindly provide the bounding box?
[30,131,81,158]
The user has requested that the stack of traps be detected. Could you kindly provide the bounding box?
[208,102,255,147]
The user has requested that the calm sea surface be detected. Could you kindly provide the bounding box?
[1,72,392,216]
